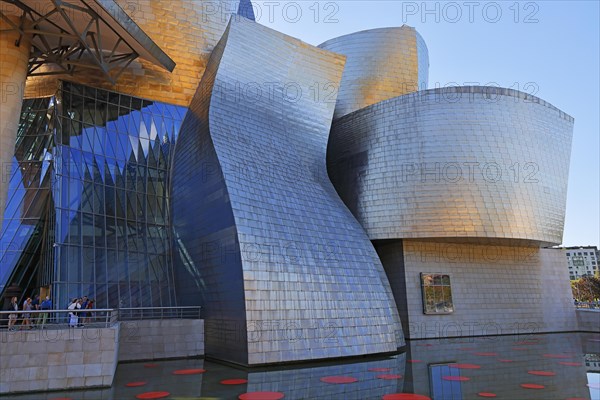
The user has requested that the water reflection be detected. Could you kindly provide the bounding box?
[5,332,599,399]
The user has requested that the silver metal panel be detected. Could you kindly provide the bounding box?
[328,86,574,246]
[319,26,428,119]
[172,17,403,366]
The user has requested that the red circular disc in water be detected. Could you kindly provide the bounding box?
[543,354,570,359]
[126,381,148,387]
[377,374,403,380]
[135,392,170,399]
[320,376,358,384]
[239,392,285,400]
[520,384,545,389]
[144,363,158,368]
[474,352,498,356]
[382,394,431,400]
[498,359,514,363]
[407,359,422,363]
[172,368,206,375]
[221,379,248,385]
[442,376,470,381]
[369,368,391,372]
[559,362,582,366]
[527,370,556,376]
[477,393,497,398]
[449,363,481,369]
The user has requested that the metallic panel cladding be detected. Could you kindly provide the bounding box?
[318,26,429,119]
[327,86,574,246]
[172,16,404,366]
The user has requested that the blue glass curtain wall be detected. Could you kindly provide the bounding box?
[0,98,54,298]
[1,82,187,310]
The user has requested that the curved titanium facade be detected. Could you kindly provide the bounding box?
[319,26,429,119]
[328,87,574,246]
[172,17,403,366]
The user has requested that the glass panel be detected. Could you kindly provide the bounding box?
[421,273,454,314]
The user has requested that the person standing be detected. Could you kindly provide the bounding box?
[40,296,52,329]
[67,298,80,328]
[80,296,89,327]
[84,299,94,325]
[31,294,40,327]
[7,297,18,331]
[21,298,32,330]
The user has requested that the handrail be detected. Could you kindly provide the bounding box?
[0,308,116,329]
[0,306,202,330]
[575,301,600,309]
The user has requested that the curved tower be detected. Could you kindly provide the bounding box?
[171,17,403,366]
[328,87,574,246]
[319,26,429,119]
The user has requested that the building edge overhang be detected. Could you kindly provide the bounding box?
[317,24,420,49]
[335,85,574,124]
[373,237,560,248]
[93,0,175,72]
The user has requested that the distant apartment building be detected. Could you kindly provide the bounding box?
[561,246,599,279]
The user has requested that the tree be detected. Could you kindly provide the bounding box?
[571,276,600,302]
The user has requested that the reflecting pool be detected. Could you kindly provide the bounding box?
[5,332,600,400]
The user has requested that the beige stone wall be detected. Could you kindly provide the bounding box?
[401,241,578,338]
[577,309,600,332]
[0,326,118,393]
[0,17,30,232]
[24,1,241,106]
[118,319,204,362]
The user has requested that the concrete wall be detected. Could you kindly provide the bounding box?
[577,310,600,332]
[118,319,204,362]
[0,326,119,394]
[390,240,578,339]
[0,319,204,394]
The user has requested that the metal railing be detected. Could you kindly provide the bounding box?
[0,306,201,331]
[575,301,600,309]
[119,306,202,320]
[0,308,117,330]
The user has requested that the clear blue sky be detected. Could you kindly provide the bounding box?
[252,0,600,247]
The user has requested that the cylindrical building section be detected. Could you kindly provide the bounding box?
[327,86,574,246]
[0,17,31,232]
[319,26,429,119]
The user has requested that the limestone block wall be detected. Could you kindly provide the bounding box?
[118,319,204,362]
[577,310,600,332]
[0,326,119,394]
[381,240,578,339]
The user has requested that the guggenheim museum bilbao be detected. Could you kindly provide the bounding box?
[0,0,576,366]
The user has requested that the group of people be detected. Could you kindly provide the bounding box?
[67,296,95,328]
[7,295,52,331]
[5,294,95,330]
